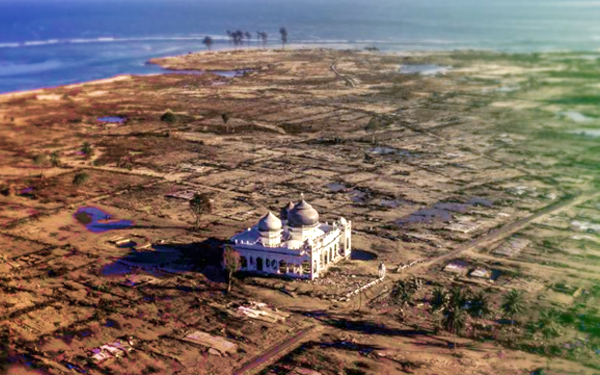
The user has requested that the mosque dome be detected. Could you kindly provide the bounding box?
[280,201,295,221]
[258,212,282,232]
[288,200,319,227]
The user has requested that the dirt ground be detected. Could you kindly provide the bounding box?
[1,48,600,374]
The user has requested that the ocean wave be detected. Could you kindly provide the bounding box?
[0,36,465,49]
[0,35,232,49]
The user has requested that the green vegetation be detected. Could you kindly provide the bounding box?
[81,142,94,159]
[189,192,214,229]
[160,109,176,123]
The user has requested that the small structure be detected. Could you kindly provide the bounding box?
[444,259,470,274]
[469,267,490,279]
[182,330,237,355]
[229,199,352,280]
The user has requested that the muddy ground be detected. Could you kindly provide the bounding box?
[1,48,600,374]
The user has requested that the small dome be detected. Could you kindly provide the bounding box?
[280,201,295,221]
[258,212,282,232]
[288,200,319,227]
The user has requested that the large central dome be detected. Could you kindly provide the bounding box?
[288,200,319,227]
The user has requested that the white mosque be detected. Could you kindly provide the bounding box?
[229,199,352,279]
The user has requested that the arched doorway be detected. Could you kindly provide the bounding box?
[256,257,263,271]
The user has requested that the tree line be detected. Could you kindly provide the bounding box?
[202,27,288,51]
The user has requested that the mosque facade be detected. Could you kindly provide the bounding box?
[229,200,352,279]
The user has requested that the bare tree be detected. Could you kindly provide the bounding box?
[33,153,48,179]
[223,245,241,293]
[189,192,214,229]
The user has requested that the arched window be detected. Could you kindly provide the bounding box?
[266,259,270,268]
[273,261,278,270]
[279,260,287,274]
[241,256,248,269]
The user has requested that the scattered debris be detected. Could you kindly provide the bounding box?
[181,330,237,355]
[493,238,530,257]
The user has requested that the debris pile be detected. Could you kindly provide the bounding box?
[236,301,289,323]
[89,340,134,364]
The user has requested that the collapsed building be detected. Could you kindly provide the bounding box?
[229,200,351,279]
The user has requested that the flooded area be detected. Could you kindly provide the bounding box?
[73,206,133,233]
[162,69,252,78]
[351,249,377,260]
[560,111,594,123]
[326,182,346,192]
[569,129,600,137]
[97,116,126,124]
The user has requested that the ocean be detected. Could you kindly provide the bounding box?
[1,0,599,94]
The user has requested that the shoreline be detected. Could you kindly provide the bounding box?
[0,45,542,99]
[1,45,597,100]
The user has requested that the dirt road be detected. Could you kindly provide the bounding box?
[233,325,320,375]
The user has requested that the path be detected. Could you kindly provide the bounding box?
[369,190,600,302]
[232,325,320,375]
[330,61,357,88]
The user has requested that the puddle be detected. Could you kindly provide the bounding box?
[399,64,450,76]
[560,111,594,123]
[97,116,126,124]
[327,183,346,192]
[101,262,131,276]
[19,187,34,195]
[490,269,502,281]
[74,206,133,233]
[468,196,494,207]
[399,208,453,224]
[350,190,368,203]
[569,129,600,137]
[434,202,469,213]
[380,199,401,208]
[351,249,377,260]
[117,241,137,249]
[369,146,413,157]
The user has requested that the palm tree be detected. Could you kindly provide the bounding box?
[442,307,467,348]
[244,31,252,46]
[202,36,213,51]
[81,142,93,160]
[279,27,288,49]
[226,30,233,45]
[501,288,526,340]
[468,290,492,338]
[72,172,90,197]
[234,30,244,47]
[257,31,268,49]
[448,286,468,310]
[430,286,448,313]
[536,308,561,370]
[391,280,415,322]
